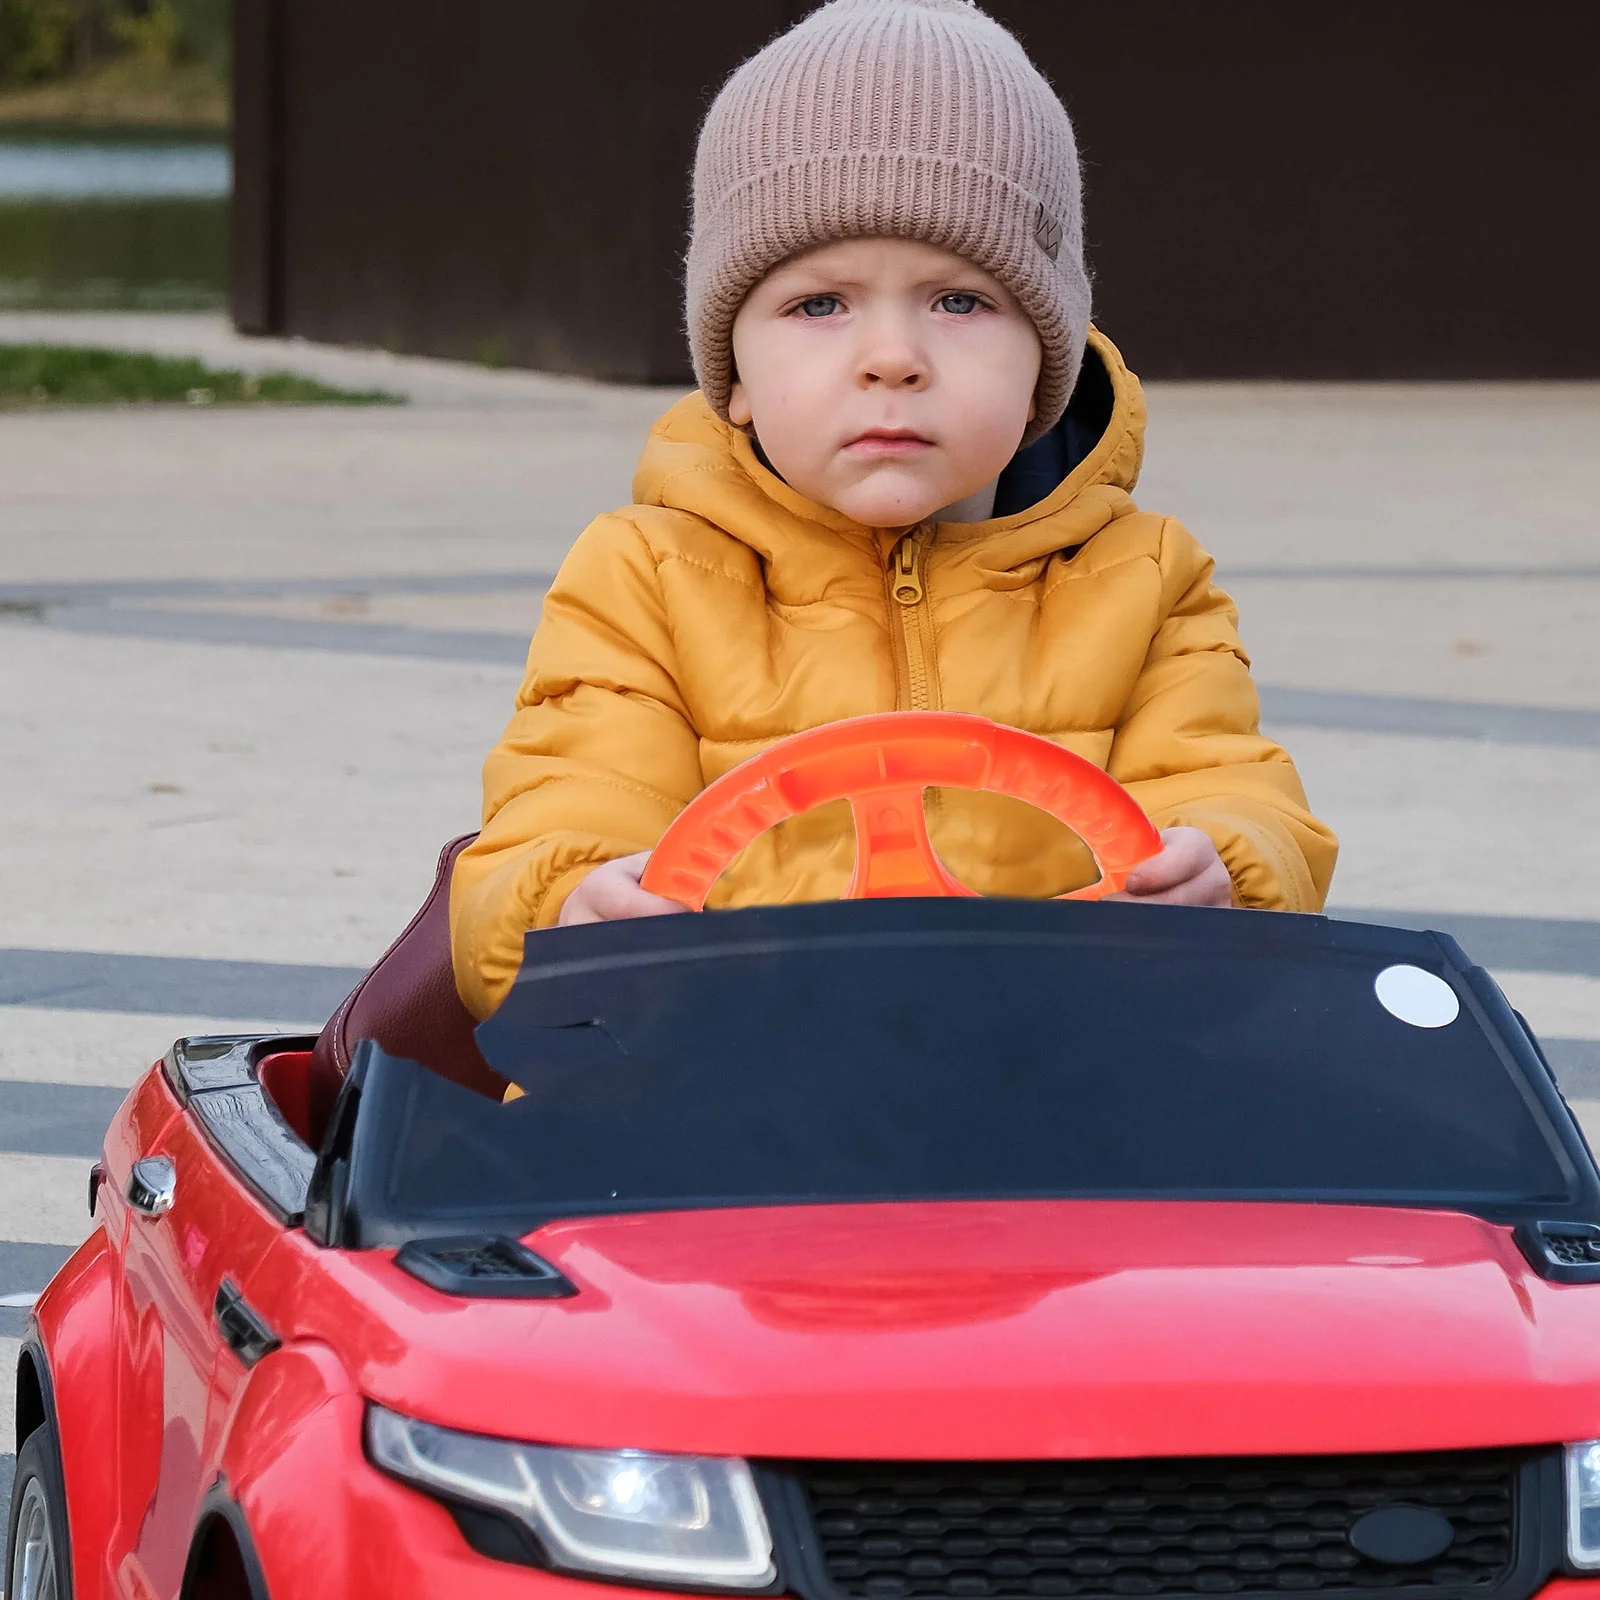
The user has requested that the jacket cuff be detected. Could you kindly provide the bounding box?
[535,862,601,929]
[1167,802,1323,913]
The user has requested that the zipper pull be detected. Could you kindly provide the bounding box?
[891,534,924,605]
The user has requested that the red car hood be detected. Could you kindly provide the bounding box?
[319,1200,1600,1459]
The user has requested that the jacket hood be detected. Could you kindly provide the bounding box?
[631,325,1147,572]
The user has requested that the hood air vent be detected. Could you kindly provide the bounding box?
[1514,1220,1600,1283]
[395,1235,578,1299]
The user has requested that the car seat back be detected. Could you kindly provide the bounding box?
[310,834,507,1114]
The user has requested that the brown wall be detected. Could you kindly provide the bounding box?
[233,0,1600,381]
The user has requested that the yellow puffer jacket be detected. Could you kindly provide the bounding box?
[451,329,1337,1019]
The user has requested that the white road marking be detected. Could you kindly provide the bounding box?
[0,1006,305,1088]
[1493,973,1600,1041]
[0,1156,93,1248]
[1,1333,18,1453]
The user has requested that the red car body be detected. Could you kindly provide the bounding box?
[14,896,1600,1600]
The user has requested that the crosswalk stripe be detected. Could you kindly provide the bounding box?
[1,1334,17,1448]
[1492,973,1600,1043]
[0,1155,93,1249]
[0,1006,308,1089]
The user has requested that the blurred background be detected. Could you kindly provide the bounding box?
[0,0,228,311]
[4,0,1596,371]
[1,0,1598,1525]
[237,0,1600,381]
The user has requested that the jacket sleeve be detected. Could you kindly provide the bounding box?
[1108,519,1338,911]
[449,515,703,1018]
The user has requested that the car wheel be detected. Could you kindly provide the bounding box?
[6,1423,73,1600]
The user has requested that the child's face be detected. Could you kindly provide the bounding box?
[728,237,1043,527]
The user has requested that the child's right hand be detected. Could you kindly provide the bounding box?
[558,851,690,926]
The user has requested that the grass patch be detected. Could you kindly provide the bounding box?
[0,58,228,131]
[0,344,403,408]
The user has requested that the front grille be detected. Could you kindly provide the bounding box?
[784,1451,1528,1599]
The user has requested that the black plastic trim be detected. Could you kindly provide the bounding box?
[14,1331,58,1455]
[764,1450,1561,1600]
[304,1047,368,1247]
[446,1501,547,1568]
[164,1034,303,1101]
[164,1033,320,1225]
[1515,1010,1560,1084]
[1516,1219,1600,1283]
[214,1277,281,1368]
[189,1083,316,1222]
[182,1482,273,1600]
[394,1235,578,1299]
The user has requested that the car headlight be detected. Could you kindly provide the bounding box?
[366,1405,776,1588]
[1568,1441,1600,1570]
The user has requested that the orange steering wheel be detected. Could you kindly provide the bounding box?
[639,711,1161,911]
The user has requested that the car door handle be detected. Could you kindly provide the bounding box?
[126,1155,177,1217]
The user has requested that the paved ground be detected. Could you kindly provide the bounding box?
[1,312,1597,1550]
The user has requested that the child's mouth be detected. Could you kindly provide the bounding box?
[844,430,934,456]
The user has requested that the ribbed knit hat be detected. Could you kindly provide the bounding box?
[686,0,1089,446]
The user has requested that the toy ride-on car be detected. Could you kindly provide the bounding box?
[11,713,1600,1600]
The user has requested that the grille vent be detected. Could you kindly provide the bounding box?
[1514,1220,1600,1283]
[394,1234,576,1299]
[783,1450,1527,1600]
[1547,1234,1600,1265]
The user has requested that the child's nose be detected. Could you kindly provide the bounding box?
[859,344,928,391]
[856,310,928,390]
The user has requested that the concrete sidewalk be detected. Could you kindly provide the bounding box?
[1,309,1598,1534]
[3,311,1596,939]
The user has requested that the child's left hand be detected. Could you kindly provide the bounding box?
[1107,826,1233,908]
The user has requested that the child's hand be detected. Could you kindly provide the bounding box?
[558,851,690,926]
[1107,826,1233,908]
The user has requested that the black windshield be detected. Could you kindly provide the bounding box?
[335,900,1596,1248]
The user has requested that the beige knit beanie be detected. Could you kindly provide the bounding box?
[686,0,1089,446]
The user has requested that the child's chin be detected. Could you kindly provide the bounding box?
[828,477,943,528]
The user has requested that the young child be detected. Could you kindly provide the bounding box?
[450,0,1338,1020]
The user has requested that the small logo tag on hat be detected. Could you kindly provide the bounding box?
[1034,202,1062,261]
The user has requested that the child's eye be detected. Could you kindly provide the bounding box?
[795,295,841,318]
[938,292,984,315]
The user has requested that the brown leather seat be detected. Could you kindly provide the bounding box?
[309,835,508,1127]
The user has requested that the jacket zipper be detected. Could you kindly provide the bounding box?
[888,529,940,712]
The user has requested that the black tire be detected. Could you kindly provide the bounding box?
[5,1422,73,1600]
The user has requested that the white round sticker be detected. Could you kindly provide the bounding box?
[1374,964,1460,1029]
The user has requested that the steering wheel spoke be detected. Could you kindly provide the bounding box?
[846,786,973,899]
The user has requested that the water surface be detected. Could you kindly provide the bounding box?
[0,142,228,200]
[0,133,229,311]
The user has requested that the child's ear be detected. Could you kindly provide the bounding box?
[728,380,753,428]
